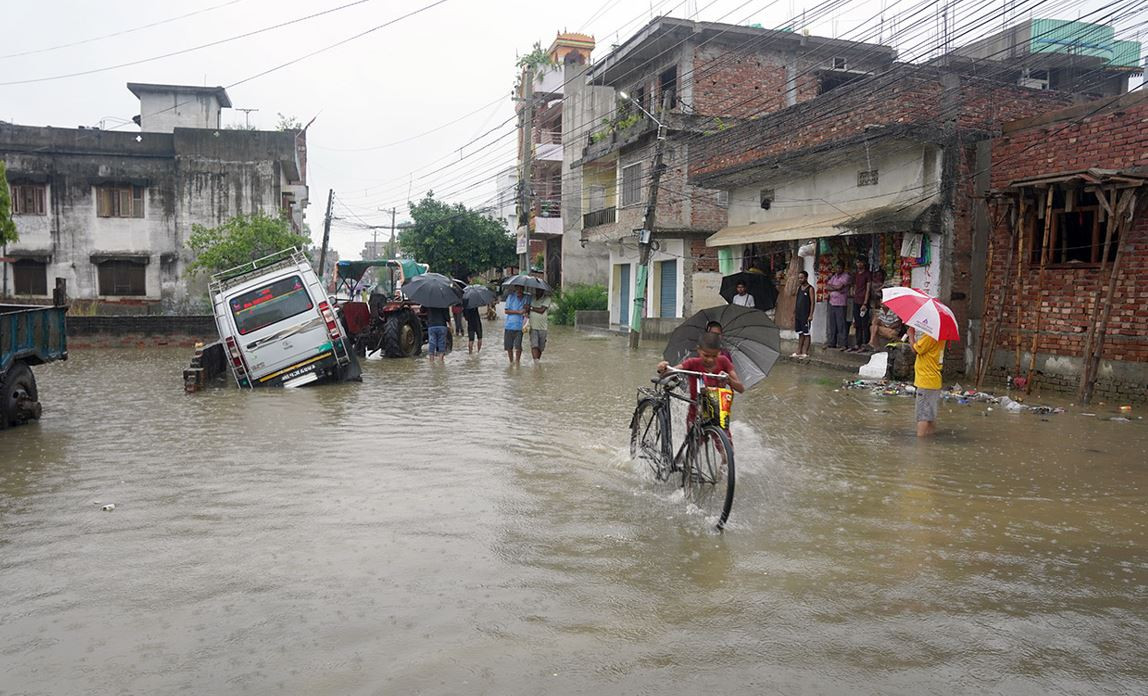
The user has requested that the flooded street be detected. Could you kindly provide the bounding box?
[2,326,1146,695]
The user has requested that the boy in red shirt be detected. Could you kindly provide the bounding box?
[657,333,745,428]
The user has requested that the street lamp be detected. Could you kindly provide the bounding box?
[617,91,665,140]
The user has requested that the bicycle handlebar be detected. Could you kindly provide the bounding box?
[653,367,730,385]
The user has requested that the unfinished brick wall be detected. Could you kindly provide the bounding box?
[983,94,1148,374]
[692,45,789,118]
[691,68,1075,178]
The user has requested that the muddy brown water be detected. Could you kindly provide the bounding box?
[2,327,1146,695]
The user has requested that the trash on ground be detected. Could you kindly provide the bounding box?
[841,379,1065,414]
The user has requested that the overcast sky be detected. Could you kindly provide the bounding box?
[2,0,1142,258]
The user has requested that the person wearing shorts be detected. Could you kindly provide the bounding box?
[426,305,450,364]
[909,326,945,437]
[464,305,483,353]
[503,286,530,366]
[792,271,815,358]
[528,287,551,364]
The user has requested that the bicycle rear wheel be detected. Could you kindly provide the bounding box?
[681,424,736,530]
[630,398,671,480]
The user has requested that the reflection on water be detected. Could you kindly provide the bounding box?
[1,327,1146,694]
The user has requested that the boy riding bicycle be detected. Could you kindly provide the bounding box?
[657,332,745,430]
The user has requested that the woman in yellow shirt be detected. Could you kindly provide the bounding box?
[908,327,945,437]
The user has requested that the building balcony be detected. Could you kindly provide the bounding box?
[583,207,617,228]
[534,216,563,237]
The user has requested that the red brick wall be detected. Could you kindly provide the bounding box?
[983,95,1148,365]
[692,45,789,118]
[692,68,1076,178]
[690,238,719,272]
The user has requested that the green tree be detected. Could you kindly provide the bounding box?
[0,161,18,245]
[186,212,310,274]
[276,113,303,131]
[400,193,515,279]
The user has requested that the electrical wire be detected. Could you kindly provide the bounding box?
[0,0,386,87]
[0,0,246,60]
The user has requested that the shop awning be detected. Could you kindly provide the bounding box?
[706,197,938,247]
[3,248,53,263]
[705,211,848,247]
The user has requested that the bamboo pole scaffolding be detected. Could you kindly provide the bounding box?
[975,197,1018,389]
[1080,190,1141,404]
[1024,187,1055,393]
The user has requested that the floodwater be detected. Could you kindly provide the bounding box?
[2,326,1146,695]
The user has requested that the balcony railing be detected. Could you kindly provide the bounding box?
[536,197,561,218]
[535,129,562,146]
[583,207,616,228]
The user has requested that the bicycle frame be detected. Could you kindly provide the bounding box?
[640,368,726,473]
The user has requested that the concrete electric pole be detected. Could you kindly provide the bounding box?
[623,95,668,350]
[517,66,535,273]
[318,188,333,281]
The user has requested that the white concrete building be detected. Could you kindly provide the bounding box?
[1,83,307,312]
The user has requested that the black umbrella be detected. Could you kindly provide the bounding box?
[462,284,497,309]
[663,305,781,390]
[719,271,778,311]
[399,272,463,308]
[501,274,550,293]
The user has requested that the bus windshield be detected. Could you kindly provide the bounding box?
[230,275,314,335]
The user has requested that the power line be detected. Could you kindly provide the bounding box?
[0,0,384,86]
[0,0,246,60]
[103,0,450,134]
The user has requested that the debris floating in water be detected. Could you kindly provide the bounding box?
[101,504,116,512]
[840,379,1065,414]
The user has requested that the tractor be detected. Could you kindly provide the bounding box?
[333,259,452,358]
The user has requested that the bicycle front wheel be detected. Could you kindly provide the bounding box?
[630,398,671,480]
[682,424,736,530]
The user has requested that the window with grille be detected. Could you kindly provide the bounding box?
[621,163,643,207]
[13,260,48,295]
[96,185,145,218]
[97,261,147,296]
[858,169,879,186]
[12,184,47,215]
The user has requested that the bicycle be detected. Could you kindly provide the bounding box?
[629,368,736,530]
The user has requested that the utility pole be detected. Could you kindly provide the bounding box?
[389,207,397,259]
[628,111,668,350]
[517,66,535,273]
[318,188,333,281]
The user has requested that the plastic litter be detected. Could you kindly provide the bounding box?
[858,351,889,379]
[1000,397,1026,413]
[101,504,116,512]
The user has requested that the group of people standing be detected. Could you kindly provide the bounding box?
[791,257,906,358]
[503,285,551,367]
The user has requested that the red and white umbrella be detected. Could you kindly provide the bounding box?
[881,287,960,341]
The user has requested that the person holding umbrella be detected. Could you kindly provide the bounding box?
[399,272,464,365]
[503,284,531,367]
[731,281,755,308]
[426,304,451,364]
[461,283,496,354]
[881,287,959,438]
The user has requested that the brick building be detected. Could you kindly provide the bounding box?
[976,91,1148,402]
[690,64,1084,369]
[572,16,896,328]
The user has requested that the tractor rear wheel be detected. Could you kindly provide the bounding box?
[0,362,41,429]
[382,309,422,358]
